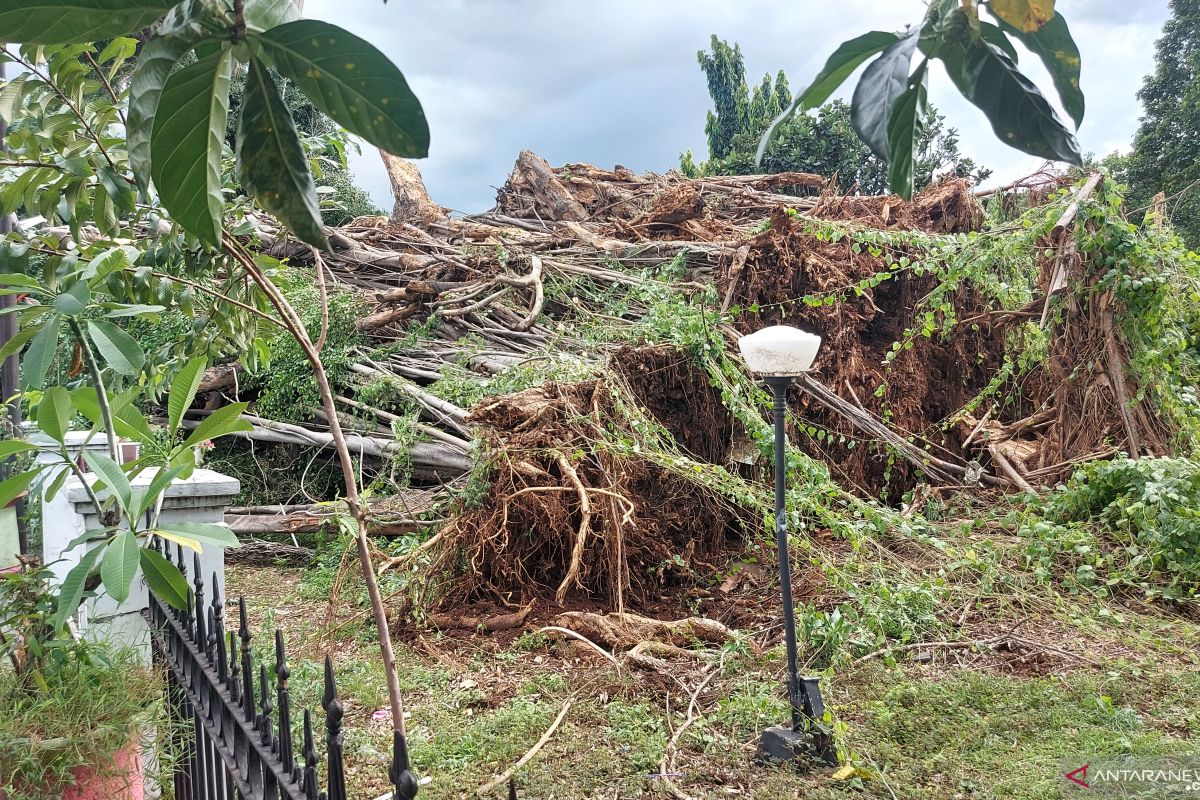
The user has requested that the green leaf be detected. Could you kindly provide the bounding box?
[103,304,167,319]
[0,440,38,460]
[127,11,209,196]
[132,464,185,520]
[151,49,233,245]
[44,466,71,502]
[168,356,207,437]
[237,57,328,248]
[244,0,300,33]
[140,547,189,609]
[83,451,132,513]
[799,31,903,111]
[52,281,90,316]
[182,402,252,449]
[113,403,155,443]
[993,12,1083,128]
[851,29,921,161]
[0,75,28,123]
[157,520,239,549]
[69,387,103,429]
[0,325,37,364]
[939,39,1081,165]
[254,20,429,157]
[86,319,146,376]
[37,386,73,445]
[52,546,103,630]
[100,530,140,604]
[0,273,44,291]
[978,21,1020,63]
[0,1,173,45]
[0,469,38,507]
[757,30,901,166]
[20,314,60,391]
[81,246,135,283]
[886,60,930,201]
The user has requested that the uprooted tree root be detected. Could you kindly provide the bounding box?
[430,377,744,609]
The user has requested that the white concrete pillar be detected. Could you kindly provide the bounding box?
[29,428,139,584]
[59,469,240,657]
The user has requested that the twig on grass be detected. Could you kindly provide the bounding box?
[476,697,575,795]
[658,655,725,800]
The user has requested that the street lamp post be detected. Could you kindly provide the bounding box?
[738,325,837,769]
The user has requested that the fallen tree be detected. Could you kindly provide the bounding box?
[188,152,1199,610]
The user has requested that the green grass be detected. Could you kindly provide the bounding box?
[228,562,1200,799]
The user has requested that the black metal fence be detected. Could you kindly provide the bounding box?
[146,539,416,800]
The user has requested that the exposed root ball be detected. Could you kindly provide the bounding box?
[431,375,740,608]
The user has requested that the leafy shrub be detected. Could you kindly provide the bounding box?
[1021,457,1200,600]
[242,270,366,422]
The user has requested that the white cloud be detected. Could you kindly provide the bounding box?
[305,0,1170,212]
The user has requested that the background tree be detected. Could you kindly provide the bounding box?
[682,36,991,194]
[226,67,382,226]
[1120,0,1200,248]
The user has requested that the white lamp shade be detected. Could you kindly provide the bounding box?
[737,325,822,376]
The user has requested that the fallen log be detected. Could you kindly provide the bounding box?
[428,605,533,632]
[226,510,428,537]
[224,540,315,567]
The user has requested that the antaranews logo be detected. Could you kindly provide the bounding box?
[1061,757,1200,796]
[1065,764,1089,788]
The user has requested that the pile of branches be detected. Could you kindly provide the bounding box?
[203,150,1182,606]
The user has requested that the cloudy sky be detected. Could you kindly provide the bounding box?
[303,0,1170,214]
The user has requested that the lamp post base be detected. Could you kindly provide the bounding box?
[756,725,838,770]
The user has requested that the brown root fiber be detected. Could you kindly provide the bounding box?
[431,373,740,608]
[720,194,1004,499]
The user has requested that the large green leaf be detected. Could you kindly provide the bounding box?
[0,440,38,460]
[52,281,90,316]
[886,61,930,201]
[132,464,185,520]
[0,1,173,45]
[156,520,239,549]
[151,49,234,245]
[140,547,189,609]
[255,20,429,158]
[799,31,903,111]
[52,545,103,630]
[940,39,1081,165]
[168,356,207,436]
[994,12,1083,128]
[0,326,38,362]
[237,57,328,248]
[244,0,301,33]
[37,386,73,445]
[757,30,900,165]
[83,451,132,513]
[851,29,921,161]
[100,530,140,604]
[127,25,207,196]
[113,403,155,443]
[0,469,38,507]
[20,314,61,391]
[181,401,252,449]
[86,319,146,376]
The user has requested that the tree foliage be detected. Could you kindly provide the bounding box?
[1120,0,1200,249]
[225,65,381,226]
[683,36,990,194]
[760,0,1084,198]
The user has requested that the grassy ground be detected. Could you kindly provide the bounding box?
[226,546,1200,800]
